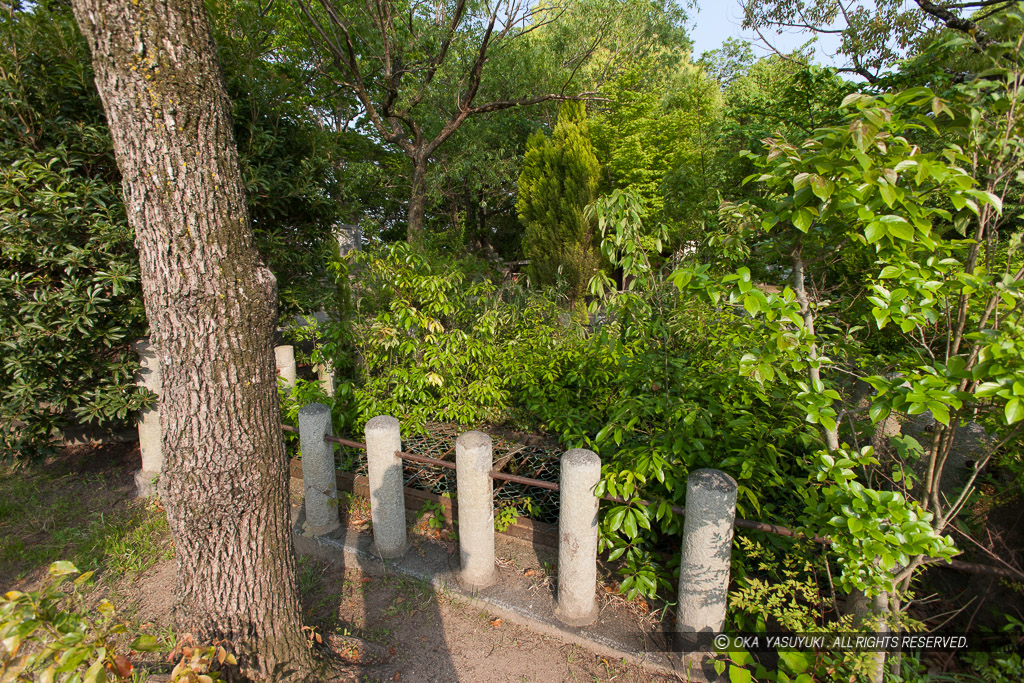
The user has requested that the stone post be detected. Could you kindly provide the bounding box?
[676,468,737,641]
[555,448,601,626]
[316,362,336,398]
[299,403,340,536]
[456,431,496,590]
[335,222,362,255]
[365,415,407,558]
[132,339,162,497]
[274,345,296,390]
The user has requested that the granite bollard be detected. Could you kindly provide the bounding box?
[274,345,297,390]
[316,361,336,398]
[555,448,602,626]
[299,403,340,536]
[365,415,408,558]
[676,468,737,643]
[132,338,162,497]
[456,430,497,590]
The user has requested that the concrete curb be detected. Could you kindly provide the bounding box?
[292,505,714,681]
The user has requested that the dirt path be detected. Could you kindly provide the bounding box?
[2,442,689,682]
[129,555,688,682]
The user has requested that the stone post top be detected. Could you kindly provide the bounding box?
[456,430,491,450]
[562,448,601,469]
[688,468,738,493]
[365,415,400,433]
[274,344,294,359]
[299,402,331,417]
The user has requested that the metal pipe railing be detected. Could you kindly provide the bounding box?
[283,423,1023,581]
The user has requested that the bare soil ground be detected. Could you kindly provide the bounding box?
[130,554,687,682]
[1,442,689,682]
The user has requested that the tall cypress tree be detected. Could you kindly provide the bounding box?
[517,101,601,303]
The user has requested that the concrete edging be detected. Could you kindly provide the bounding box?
[291,503,713,681]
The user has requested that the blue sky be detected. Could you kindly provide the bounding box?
[688,0,845,67]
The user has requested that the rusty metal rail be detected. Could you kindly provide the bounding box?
[283,424,1023,581]
[395,448,454,470]
[489,470,559,491]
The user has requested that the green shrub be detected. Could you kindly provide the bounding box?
[0,3,345,457]
[517,101,602,303]
[0,4,148,458]
[320,239,820,601]
[0,561,153,681]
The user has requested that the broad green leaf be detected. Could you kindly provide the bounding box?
[729,665,753,683]
[130,634,162,652]
[1006,398,1024,425]
[83,658,105,683]
[810,176,834,201]
[864,222,886,243]
[778,650,812,673]
[887,220,914,241]
[48,561,78,577]
[792,209,812,232]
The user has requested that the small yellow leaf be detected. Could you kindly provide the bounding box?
[3,634,21,656]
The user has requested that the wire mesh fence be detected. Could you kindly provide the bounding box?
[336,422,562,525]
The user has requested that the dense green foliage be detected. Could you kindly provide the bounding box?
[517,102,601,302]
[1,2,344,456]
[300,9,1024,680]
[0,5,147,457]
[7,0,1024,679]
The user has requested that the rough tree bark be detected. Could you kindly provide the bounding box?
[71,1,317,679]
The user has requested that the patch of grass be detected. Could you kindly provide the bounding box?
[74,498,172,580]
[297,555,327,599]
[0,453,172,588]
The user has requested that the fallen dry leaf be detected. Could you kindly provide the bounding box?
[109,654,133,678]
[523,569,537,577]
[489,618,502,627]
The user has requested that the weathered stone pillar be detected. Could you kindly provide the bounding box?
[274,344,296,390]
[456,430,496,590]
[365,415,407,558]
[132,338,162,497]
[316,362,336,398]
[299,403,340,536]
[335,222,362,255]
[676,469,737,639]
[555,448,601,626]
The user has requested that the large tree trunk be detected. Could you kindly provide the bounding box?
[407,156,428,243]
[71,1,316,679]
